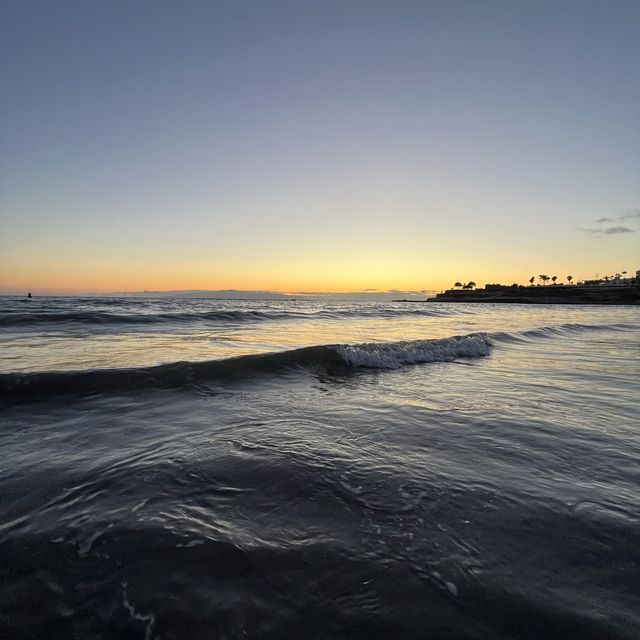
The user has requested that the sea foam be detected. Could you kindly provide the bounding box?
[337,334,492,369]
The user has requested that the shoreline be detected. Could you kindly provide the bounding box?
[394,284,640,305]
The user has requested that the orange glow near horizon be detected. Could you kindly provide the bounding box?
[1,265,632,296]
[2,221,637,296]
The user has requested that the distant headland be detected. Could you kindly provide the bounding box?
[422,272,640,305]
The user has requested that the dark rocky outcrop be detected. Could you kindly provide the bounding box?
[426,284,639,305]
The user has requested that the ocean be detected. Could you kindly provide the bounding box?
[1,296,639,639]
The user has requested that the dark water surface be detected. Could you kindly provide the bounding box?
[1,297,639,639]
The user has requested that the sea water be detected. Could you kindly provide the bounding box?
[1,296,639,639]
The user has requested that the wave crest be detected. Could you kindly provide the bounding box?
[0,306,461,328]
[337,334,491,369]
[0,335,490,400]
[0,310,293,326]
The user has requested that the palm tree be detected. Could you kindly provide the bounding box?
[529,276,535,285]
[453,282,463,289]
[539,274,549,285]
[567,275,573,284]
[467,281,476,289]
[551,275,557,284]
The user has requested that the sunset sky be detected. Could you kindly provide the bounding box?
[1,0,639,295]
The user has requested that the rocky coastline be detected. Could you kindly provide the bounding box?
[425,284,639,305]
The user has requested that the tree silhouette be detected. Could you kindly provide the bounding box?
[567,275,573,284]
[453,282,463,289]
[529,276,535,285]
[539,274,550,285]
[551,275,557,284]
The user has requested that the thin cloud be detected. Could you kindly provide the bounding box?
[603,226,634,234]
[619,208,640,221]
[580,225,635,236]
[581,207,639,236]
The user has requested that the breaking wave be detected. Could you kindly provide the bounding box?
[337,334,490,368]
[2,322,637,401]
[0,334,491,399]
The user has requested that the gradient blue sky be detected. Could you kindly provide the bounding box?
[1,0,638,294]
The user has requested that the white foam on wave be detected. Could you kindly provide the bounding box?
[336,334,492,369]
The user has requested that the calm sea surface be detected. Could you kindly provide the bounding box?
[1,296,639,639]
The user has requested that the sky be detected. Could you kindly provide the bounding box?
[1,0,639,295]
